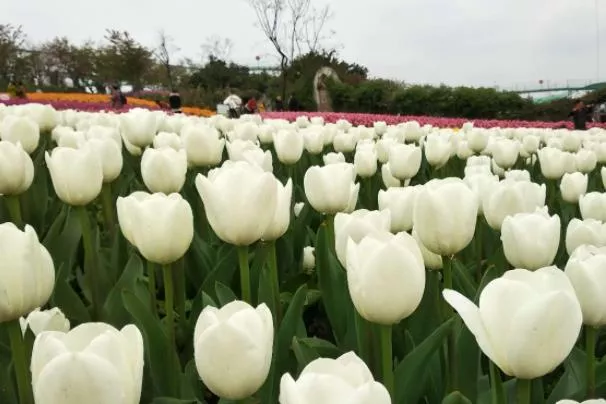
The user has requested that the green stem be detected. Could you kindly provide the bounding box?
[7,319,33,404]
[476,219,483,282]
[586,325,597,398]
[173,259,187,328]
[148,262,158,318]
[516,378,532,404]
[354,311,370,366]
[101,183,115,236]
[379,324,394,398]
[162,263,175,349]
[325,214,335,255]
[489,360,506,404]
[442,255,457,392]
[4,195,23,228]
[365,177,374,210]
[77,206,101,320]
[267,242,282,324]
[238,246,252,304]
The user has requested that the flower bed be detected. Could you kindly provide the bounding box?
[2,92,215,117]
[262,111,606,129]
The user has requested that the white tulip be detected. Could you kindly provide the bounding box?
[194,301,273,400]
[501,208,560,270]
[0,223,55,322]
[86,137,123,183]
[279,352,391,404]
[0,141,34,195]
[424,134,452,168]
[181,124,225,167]
[0,115,40,153]
[274,129,304,164]
[413,178,479,256]
[443,266,582,379]
[483,180,546,231]
[31,323,144,404]
[565,245,606,326]
[153,131,183,150]
[334,210,391,268]
[353,148,378,178]
[388,143,422,180]
[261,179,293,241]
[580,192,606,222]
[117,192,194,264]
[141,147,188,193]
[346,231,425,324]
[303,246,315,272]
[45,145,103,206]
[566,218,606,255]
[378,186,421,232]
[381,164,401,188]
[323,152,346,165]
[196,161,278,245]
[20,307,70,336]
[491,139,520,169]
[304,163,358,214]
[560,172,588,204]
[412,227,443,270]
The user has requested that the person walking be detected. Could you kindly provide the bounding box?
[568,99,593,130]
[168,89,182,113]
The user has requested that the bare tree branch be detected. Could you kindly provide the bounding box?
[154,30,179,87]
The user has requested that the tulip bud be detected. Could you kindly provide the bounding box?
[413,178,478,256]
[120,109,158,148]
[45,145,103,206]
[538,147,567,180]
[346,231,425,324]
[0,141,34,195]
[491,139,520,169]
[20,307,70,336]
[381,164,401,188]
[565,245,606,326]
[304,163,359,214]
[302,130,324,154]
[0,223,55,322]
[117,192,194,264]
[412,227,443,270]
[353,147,378,178]
[181,124,225,167]
[333,132,357,153]
[580,192,606,221]
[323,152,346,165]
[425,134,452,168]
[302,246,315,273]
[31,323,144,404]
[464,174,499,216]
[0,115,40,154]
[261,179,293,241]
[501,208,560,270]
[194,301,273,400]
[388,143,422,180]
[141,147,188,194]
[443,266,582,379]
[279,351,391,404]
[334,210,391,268]
[466,129,488,153]
[86,137,123,183]
[293,202,305,217]
[566,218,606,255]
[196,161,278,245]
[560,172,588,204]
[483,179,546,231]
[274,129,304,164]
[575,149,597,173]
[153,131,183,150]
[378,186,421,232]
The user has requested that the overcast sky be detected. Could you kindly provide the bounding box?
[4,0,605,89]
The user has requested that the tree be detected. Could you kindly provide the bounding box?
[97,30,153,91]
[154,30,179,88]
[247,0,334,99]
[40,37,96,88]
[0,24,27,83]
[201,35,233,63]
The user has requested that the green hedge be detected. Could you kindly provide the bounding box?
[327,79,535,120]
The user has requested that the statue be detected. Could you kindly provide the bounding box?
[313,67,339,112]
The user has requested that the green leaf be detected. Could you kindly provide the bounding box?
[201,247,237,300]
[0,339,15,404]
[394,318,456,404]
[259,284,308,404]
[292,337,342,372]
[103,253,148,326]
[452,259,476,300]
[315,224,354,346]
[50,264,90,323]
[43,205,82,270]
[454,324,480,402]
[215,282,237,306]
[122,289,181,397]
[546,347,586,403]
[442,391,473,404]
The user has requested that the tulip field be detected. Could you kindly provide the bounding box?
[2,103,606,404]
